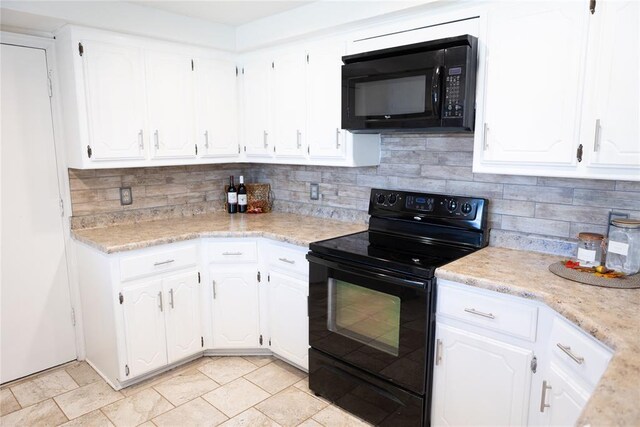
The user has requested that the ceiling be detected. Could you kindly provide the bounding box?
[128,1,313,26]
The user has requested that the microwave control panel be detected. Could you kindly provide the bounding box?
[443,65,465,118]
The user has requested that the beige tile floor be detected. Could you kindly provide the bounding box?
[0,356,372,427]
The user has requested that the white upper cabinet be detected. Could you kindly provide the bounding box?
[240,56,274,159]
[306,41,347,160]
[81,40,147,161]
[195,58,239,158]
[582,0,640,178]
[145,51,196,159]
[273,49,307,159]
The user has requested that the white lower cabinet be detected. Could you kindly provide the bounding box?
[537,362,589,426]
[164,271,203,363]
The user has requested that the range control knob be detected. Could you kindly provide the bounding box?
[376,193,386,205]
[446,199,458,213]
[461,202,473,215]
[388,194,398,205]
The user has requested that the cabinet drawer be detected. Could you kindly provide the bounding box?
[549,316,612,390]
[266,244,308,277]
[437,282,538,342]
[207,241,257,263]
[120,245,197,282]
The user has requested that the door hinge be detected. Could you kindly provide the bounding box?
[87,145,92,158]
[267,274,270,282]
[589,0,596,14]
[242,67,245,75]
[47,71,53,98]
[78,42,84,56]
[191,59,194,71]
[257,271,261,282]
[577,144,583,162]
[307,145,310,155]
[198,272,201,283]
[243,146,246,152]
[125,364,130,376]
[70,308,76,326]
[195,144,198,155]
[119,292,124,304]
[269,338,271,346]
[235,66,238,76]
[271,61,274,69]
[59,198,64,217]
[531,356,537,373]
[306,53,309,64]
[201,336,204,347]
[273,146,276,153]
[259,335,263,345]
[238,144,241,154]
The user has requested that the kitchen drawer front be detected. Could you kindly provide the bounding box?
[120,245,197,282]
[549,316,612,389]
[266,244,308,277]
[437,281,538,342]
[207,240,258,264]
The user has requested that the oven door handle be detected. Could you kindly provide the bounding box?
[325,365,406,407]
[307,254,428,290]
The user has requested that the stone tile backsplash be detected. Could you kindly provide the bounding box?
[68,134,640,256]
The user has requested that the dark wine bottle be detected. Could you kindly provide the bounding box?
[227,175,237,214]
[238,176,247,213]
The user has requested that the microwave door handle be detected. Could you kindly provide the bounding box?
[431,66,442,116]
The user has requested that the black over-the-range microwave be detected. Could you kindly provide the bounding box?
[342,34,478,133]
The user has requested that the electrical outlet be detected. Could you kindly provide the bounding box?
[310,183,319,200]
[120,187,133,205]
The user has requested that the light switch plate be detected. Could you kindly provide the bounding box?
[120,187,133,205]
[310,183,319,200]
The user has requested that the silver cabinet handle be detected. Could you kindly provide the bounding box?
[169,288,174,309]
[296,130,302,149]
[263,131,268,148]
[435,338,443,366]
[138,129,144,150]
[154,129,160,149]
[204,130,209,149]
[158,291,163,312]
[222,252,243,256]
[278,257,295,264]
[557,343,584,365]
[154,259,175,266]
[593,119,601,152]
[464,308,495,319]
[539,380,552,412]
[212,280,216,299]
[483,123,489,151]
[336,128,341,148]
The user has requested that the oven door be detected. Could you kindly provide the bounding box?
[308,253,432,395]
[342,49,444,131]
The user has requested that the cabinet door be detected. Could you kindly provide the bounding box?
[584,1,640,170]
[538,362,589,426]
[164,270,202,363]
[241,58,273,158]
[145,51,196,159]
[307,42,347,160]
[81,40,146,161]
[431,323,533,427]
[269,271,309,369]
[478,2,588,167]
[273,50,307,159]
[121,280,167,378]
[195,58,239,158]
[210,266,260,348]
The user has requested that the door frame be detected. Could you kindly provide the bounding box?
[1,31,84,360]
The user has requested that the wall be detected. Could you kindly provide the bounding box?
[68,134,640,255]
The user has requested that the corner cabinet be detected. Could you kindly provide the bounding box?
[473,0,639,181]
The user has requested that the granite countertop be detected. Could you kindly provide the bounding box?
[436,246,640,427]
[71,212,367,253]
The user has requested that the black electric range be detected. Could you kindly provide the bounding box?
[307,188,489,427]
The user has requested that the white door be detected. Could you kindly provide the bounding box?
[479,2,588,166]
[273,50,306,158]
[0,44,77,383]
[164,270,202,363]
[241,58,273,158]
[584,0,640,169]
[195,58,239,158]
[307,42,347,160]
[210,266,260,348]
[81,40,147,161]
[145,51,196,159]
[268,271,309,369]
[539,362,589,426]
[431,324,533,427]
[121,280,168,378]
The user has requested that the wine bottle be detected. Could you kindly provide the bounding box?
[238,176,247,213]
[227,175,237,214]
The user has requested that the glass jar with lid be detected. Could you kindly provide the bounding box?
[576,232,604,267]
[605,219,640,275]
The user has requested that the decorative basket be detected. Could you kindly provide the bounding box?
[224,183,273,213]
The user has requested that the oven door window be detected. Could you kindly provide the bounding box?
[329,279,400,357]
[354,74,427,117]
